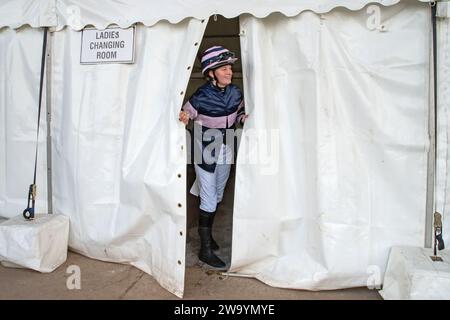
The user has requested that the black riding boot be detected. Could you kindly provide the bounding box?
[198,210,225,269]
[199,209,219,250]
[208,211,220,251]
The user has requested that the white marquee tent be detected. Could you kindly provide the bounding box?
[0,0,449,297]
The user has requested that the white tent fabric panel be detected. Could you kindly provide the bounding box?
[231,1,430,289]
[50,19,206,297]
[437,2,450,18]
[51,0,431,31]
[436,8,450,247]
[0,0,56,29]
[0,27,48,218]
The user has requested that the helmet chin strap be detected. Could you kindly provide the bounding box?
[211,69,219,83]
[211,69,227,90]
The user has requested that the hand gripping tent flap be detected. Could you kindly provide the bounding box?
[0,0,448,298]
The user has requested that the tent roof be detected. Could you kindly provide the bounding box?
[0,0,435,30]
[0,0,57,29]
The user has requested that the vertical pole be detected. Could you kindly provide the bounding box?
[46,30,53,214]
[425,3,438,248]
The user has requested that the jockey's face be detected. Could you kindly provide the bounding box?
[209,64,233,87]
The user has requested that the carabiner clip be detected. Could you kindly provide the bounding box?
[23,184,36,220]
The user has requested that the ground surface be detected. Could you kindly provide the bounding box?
[0,251,381,300]
[0,165,381,300]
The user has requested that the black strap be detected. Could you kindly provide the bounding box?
[33,27,48,185]
[431,3,439,215]
[431,2,445,251]
[23,27,48,220]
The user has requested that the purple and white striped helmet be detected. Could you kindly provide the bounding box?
[201,46,238,75]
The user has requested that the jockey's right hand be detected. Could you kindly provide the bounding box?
[179,111,189,125]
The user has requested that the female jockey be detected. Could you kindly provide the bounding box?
[179,46,248,269]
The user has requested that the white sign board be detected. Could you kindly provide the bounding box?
[80,26,135,64]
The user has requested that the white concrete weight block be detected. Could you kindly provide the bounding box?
[0,214,69,272]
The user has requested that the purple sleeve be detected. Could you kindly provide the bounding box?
[182,101,198,120]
